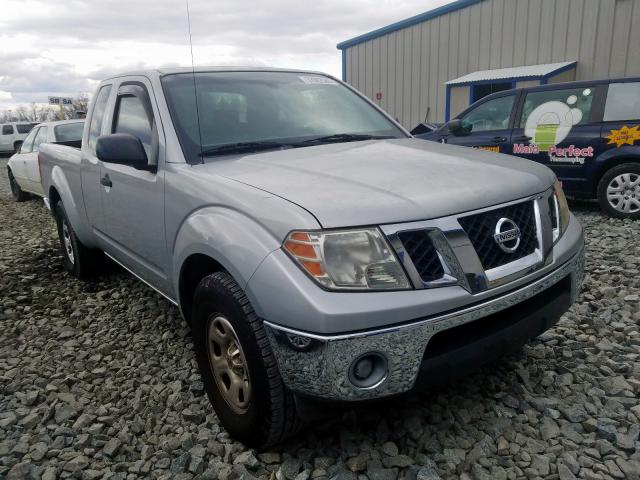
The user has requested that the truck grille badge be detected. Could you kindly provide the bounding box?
[493,218,521,253]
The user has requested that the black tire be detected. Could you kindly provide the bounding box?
[597,163,640,220]
[55,201,103,279]
[192,271,302,447]
[8,169,29,202]
[13,141,22,153]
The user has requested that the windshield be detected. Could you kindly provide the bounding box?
[161,71,405,161]
[54,122,84,142]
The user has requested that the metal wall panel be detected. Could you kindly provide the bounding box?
[343,0,640,127]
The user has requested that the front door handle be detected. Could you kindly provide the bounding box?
[100,174,112,188]
[513,135,532,142]
[491,136,507,143]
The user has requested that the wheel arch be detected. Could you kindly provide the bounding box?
[172,206,283,324]
[593,150,640,195]
[178,253,227,324]
[48,185,62,214]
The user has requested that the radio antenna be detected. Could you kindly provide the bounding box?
[185,0,204,164]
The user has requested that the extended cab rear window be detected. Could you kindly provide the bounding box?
[604,82,640,122]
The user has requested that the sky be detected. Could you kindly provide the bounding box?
[0,0,451,110]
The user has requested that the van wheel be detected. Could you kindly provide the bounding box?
[55,201,103,279]
[597,163,640,219]
[13,141,22,153]
[192,271,302,448]
[8,169,29,202]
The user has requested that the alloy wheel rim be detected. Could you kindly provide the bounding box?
[607,173,640,214]
[206,314,251,414]
[62,221,75,264]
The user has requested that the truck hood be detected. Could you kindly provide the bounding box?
[208,138,555,228]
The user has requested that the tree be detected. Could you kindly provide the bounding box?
[0,93,90,123]
[71,93,89,118]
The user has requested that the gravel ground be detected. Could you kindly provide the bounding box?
[1,157,639,480]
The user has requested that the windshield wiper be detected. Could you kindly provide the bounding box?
[199,141,292,157]
[300,133,395,145]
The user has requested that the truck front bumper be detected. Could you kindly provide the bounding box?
[262,242,584,401]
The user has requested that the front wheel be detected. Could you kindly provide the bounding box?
[192,271,302,447]
[8,169,28,202]
[597,163,640,219]
[55,202,103,279]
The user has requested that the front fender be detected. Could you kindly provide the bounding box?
[50,165,95,247]
[172,206,285,297]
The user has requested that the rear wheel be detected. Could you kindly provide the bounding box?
[8,169,28,202]
[192,271,302,447]
[597,163,640,219]
[55,201,103,278]
[13,141,22,153]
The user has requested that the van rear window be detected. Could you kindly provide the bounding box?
[604,82,640,122]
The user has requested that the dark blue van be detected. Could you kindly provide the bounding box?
[417,78,640,219]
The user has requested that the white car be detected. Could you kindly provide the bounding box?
[0,122,37,153]
[7,120,84,201]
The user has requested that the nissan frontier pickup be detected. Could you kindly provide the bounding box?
[38,67,584,447]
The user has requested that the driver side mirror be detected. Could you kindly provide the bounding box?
[96,133,149,170]
[446,118,464,136]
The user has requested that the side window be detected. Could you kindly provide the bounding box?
[20,128,39,153]
[88,85,112,152]
[32,127,48,152]
[113,95,153,158]
[519,87,594,129]
[460,95,515,133]
[16,124,33,134]
[3,125,14,135]
[604,82,640,122]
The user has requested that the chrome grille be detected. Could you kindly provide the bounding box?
[397,230,444,282]
[458,201,538,270]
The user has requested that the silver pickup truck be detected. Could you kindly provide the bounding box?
[39,67,584,447]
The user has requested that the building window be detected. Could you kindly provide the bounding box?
[471,82,513,103]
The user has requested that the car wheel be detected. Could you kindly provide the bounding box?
[597,163,640,220]
[55,201,103,279]
[13,141,22,153]
[8,169,29,202]
[192,271,302,448]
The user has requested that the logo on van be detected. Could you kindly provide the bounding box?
[524,100,584,152]
[606,125,640,148]
[494,218,521,253]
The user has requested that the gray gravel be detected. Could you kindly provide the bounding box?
[1,156,639,480]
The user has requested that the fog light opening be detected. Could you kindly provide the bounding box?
[349,352,388,389]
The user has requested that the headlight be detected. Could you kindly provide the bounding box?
[283,228,411,290]
[552,180,570,241]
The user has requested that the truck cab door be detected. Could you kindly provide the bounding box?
[442,93,517,154]
[509,84,602,196]
[82,84,113,235]
[98,78,170,294]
